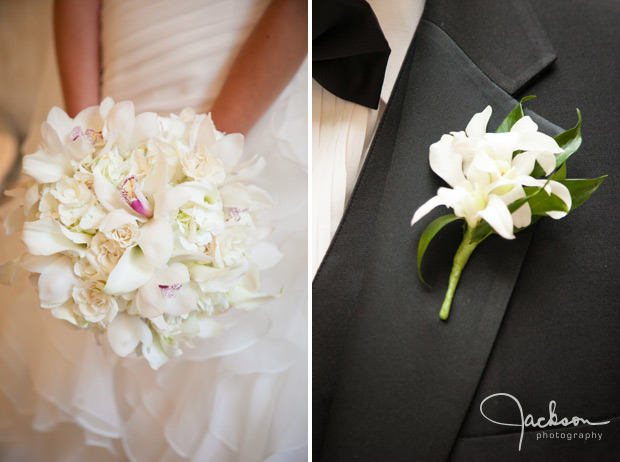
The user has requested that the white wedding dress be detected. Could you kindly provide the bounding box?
[0,0,308,461]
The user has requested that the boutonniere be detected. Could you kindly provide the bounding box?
[411,97,607,320]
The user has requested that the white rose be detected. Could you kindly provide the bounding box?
[49,177,94,226]
[209,227,250,268]
[38,185,59,220]
[150,314,190,339]
[87,233,124,274]
[94,148,128,186]
[181,151,226,184]
[72,279,118,325]
[74,168,95,193]
[195,290,230,316]
[74,258,104,280]
[103,222,139,248]
[78,203,107,231]
[176,203,225,251]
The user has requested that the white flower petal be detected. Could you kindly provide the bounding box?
[130,112,159,146]
[191,258,250,292]
[512,202,532,229]
[246,185,274,211]
[483,132,519,163]
[537,151,557,176]
[105,101,135,150]
[429,135,466,187]
[195,315,224,338]
[73,105,102,130]
[154,263,190,285]
[99,209,139,233]
[22,150,73,183]
[104,245,154,294]
[141,334,170,370]
[164,285,197,316]
[212,133,244,172]
[93,166,132,213]
[58,223,92,245]
[471,151,500,174]
[517,131,563,153]
[4,205,24,235]
[196,114,218,150]
[46,106,74,142]
[66,137,95,162]
[465,106,492,139]
[546,180,572,219]
[137,218,173,268]
[21,254,57,273]
[50,303,78,325]
[411,195,447,226]
[40,121,65,154]
[107,312,152,357]
[99,97,115,118]
[135,278,166,318]
[220,183,252,209]
[479,195,515,239]
[515,175,545,188]
[24,183,40,211]
[153,186,191,219]
[228,286,275,311]
[510,116,538,134]
[512,151,540,176]
[22,217,87,256]
[38,255,77,308]
[142,152,167,202]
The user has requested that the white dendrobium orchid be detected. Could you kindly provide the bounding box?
[411,106,570,239]
[1,98,279,369]
[410,99,606,321]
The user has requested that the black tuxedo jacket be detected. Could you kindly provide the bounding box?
[313,0,620,460]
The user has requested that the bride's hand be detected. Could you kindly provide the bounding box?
[210,0,308,135]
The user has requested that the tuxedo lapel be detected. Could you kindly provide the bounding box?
[314,1,562,460]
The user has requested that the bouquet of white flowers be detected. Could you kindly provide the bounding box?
[1,98,279,369]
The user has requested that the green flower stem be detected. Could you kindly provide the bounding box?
[439,226,479,321]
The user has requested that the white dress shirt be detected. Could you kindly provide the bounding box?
[312,0,426,274]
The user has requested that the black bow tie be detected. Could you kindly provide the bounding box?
[313,0,391,110]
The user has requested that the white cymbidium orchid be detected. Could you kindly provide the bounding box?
[410,99,606,321]
[411,106,570,239]
[23,98,159,184]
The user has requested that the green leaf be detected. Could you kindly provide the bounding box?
[554,109,582,168]
[417,214,462,287]
[530,162,546,179]
[557,176,607,211]
[550,162,567,180]
[496,95,537,133]
[526,188,570,216]
[515,215,542,233]
[470,220,493,243]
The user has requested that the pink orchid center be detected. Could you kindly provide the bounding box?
[228,207,248,222]
[120,176,154,218]
[70,126,104,146]
[158,284,183,299]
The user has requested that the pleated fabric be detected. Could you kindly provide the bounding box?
[311,0,425,274]
[0,0,308,460]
